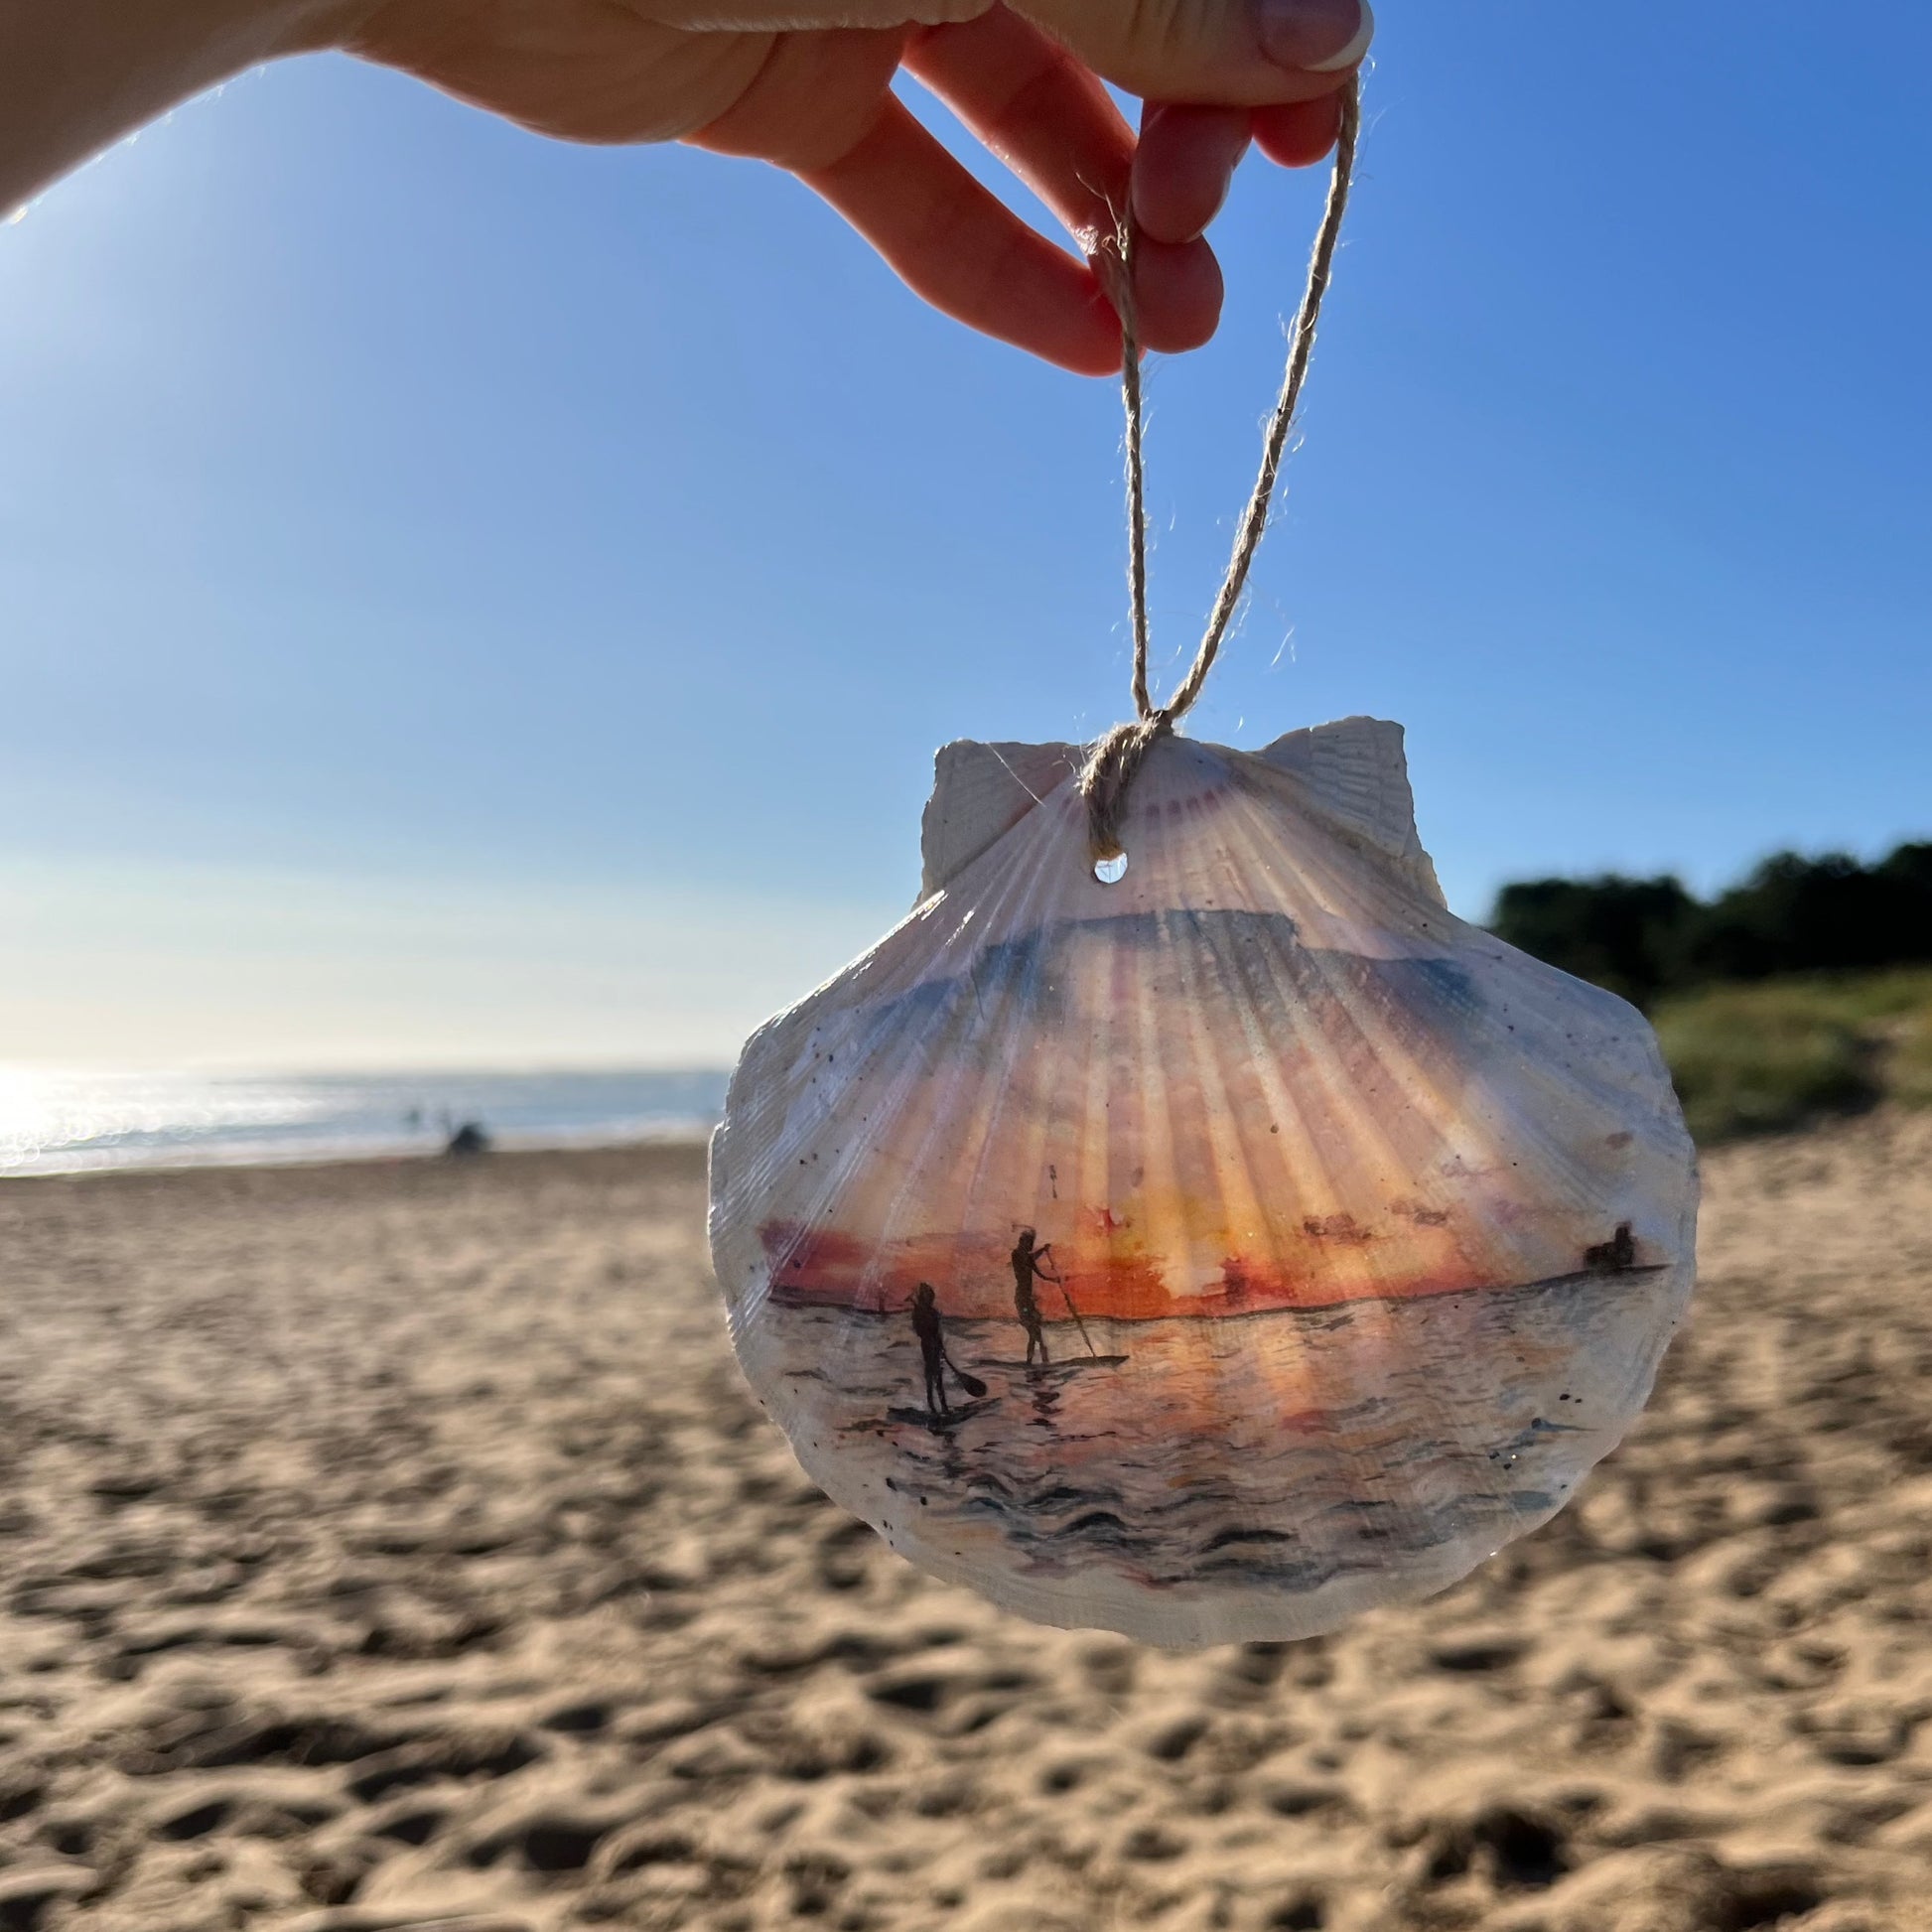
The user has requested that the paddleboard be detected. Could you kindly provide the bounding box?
[980,1355,1129,1377]
[886,1398,1003,1432]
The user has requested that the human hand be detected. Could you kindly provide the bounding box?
[332,0,1374,372]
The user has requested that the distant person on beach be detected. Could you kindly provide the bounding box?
[1011,1228,1056,1367]
[1587,1222,1638,1272]
[4,2,1370,371]
[909,1283,950,1419]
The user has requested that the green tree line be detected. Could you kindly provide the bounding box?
[1489,843,1932,1009]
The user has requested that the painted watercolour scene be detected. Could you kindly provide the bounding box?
[711,723,1700,1646]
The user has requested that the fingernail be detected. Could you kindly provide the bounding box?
[1257,0,1374,74]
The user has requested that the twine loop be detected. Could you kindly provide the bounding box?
[1078,77,1362,865]
[1081,712,1171,863]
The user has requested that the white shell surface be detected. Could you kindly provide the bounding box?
[709,720,1699,1647]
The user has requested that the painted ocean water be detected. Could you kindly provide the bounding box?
[0,1066,728,1177]
[745,1264,1685,1643]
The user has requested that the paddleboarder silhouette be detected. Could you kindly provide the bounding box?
[908,1284,987,1420]
[1586,1222,1638,1272]
[910,1283,952,1416]
[1011,1228,1058,1366]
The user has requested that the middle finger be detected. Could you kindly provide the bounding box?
[905,7,1225,354]
[1133,102,1252,245]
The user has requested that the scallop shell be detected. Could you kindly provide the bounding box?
[709,718,1698,1647]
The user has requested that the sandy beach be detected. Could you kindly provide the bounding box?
[3,1117,1931,1932]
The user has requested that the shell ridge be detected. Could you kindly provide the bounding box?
[1214,785,1552,1277]
[1127,906,1180,1307]
[738,778,1095,1563]
[1158,897,1322,1576]
[1222,783,1441,1233]
[871,801,1079,1308]
[1171,909,1272,1299]
[1184,817,1381,1524]
[1252,784,1692,1538]
[716,814,1057,1331]
[1205,776,1599,1530]
[744,980,966,1266]
[1228,895,1452,1536]
[712,895,984,1260]
[790,816,1069,1297]
[729,953,1023,1538]
[919,739,1083,900]
[1224,759,1458,958]
[958,801,1095,1229]
[1414,946,1695,1257]
[1251,717,1447,908]
[1479,952,1695,1144]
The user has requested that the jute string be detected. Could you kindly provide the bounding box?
[1080,76,1362,864]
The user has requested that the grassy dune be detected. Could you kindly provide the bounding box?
[1652,969,1932,1142]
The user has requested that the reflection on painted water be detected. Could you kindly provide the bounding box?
[741,1268,1683,1637]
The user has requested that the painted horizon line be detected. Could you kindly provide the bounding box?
[764,1261,1670,1326]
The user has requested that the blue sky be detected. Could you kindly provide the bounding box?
[4,2,1928,1067]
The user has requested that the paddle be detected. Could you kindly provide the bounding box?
[1038,1258,1100,1359]
[942,1350,989,1401]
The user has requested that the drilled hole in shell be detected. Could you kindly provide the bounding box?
[1093,852,1129,887]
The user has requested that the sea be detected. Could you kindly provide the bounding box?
[0,1066,730,1178]
[740,1262,1688,1644]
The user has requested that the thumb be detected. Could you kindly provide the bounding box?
[1008,0,1371,105]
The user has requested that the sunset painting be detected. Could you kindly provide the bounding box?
[711,730,1699,1644]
